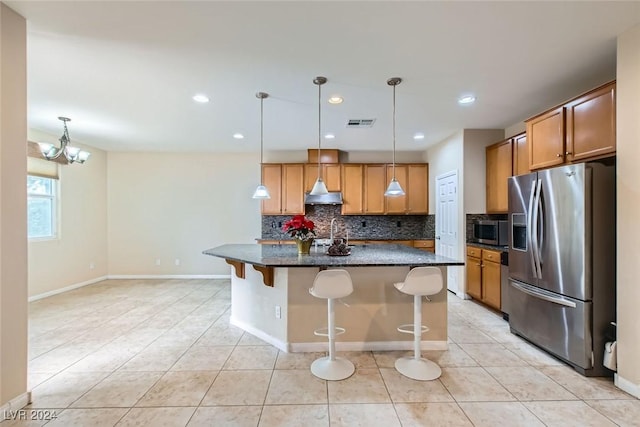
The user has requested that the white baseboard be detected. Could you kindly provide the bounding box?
[229,317,288,352]
[29,275,230,301]
[1,391,32,421]
[615,374,640,398]
[107,274,230,280]
[289,340,449,353]
[28,276,108,302]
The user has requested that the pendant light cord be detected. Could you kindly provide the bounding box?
[392,82,396,179]
[317,80,322,179]
[260,96,264,164]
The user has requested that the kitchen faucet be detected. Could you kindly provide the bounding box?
[330,218,338,242]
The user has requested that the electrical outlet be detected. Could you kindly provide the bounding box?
[361,221,366,227]
[175,259,180,266]
[155,258,161,266]
[278,221,282,228]
[271,221,276,228]
[397,221,402,227]
[89,262,95,270]
[275,305,281,319]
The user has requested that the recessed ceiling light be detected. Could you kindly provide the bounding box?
[413,133,425,140]
[233,133,244,139]
[324,133,335,139]
[458,95,476,105]
[192,94,209,103]
[328,96,343,104]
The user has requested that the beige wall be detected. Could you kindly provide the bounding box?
[616,23,640,397]
[107,152,262,276]
[504,121,526,138]
[27,131,108,298]
[0,2,28,407]
[426,131,463,214]
[463,129,505,215]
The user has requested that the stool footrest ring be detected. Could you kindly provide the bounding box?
[397,324,429,335]
[314,327,346,337]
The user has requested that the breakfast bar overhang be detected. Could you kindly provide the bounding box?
[203,244,464,353]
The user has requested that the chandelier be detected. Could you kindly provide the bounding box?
[38,117,90,164]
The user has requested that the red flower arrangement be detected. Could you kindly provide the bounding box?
[282,215,316,241]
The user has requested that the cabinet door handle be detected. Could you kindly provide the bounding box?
[556,153,563,157]
[565,151,572,155]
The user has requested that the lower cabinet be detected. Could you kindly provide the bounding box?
[466,246,502,310]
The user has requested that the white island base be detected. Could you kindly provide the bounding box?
[229,265,449,353]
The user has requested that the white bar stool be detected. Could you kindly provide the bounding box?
[394,266,443,380]
[308,269,355,381]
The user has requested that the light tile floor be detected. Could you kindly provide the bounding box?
[2,278,638,426]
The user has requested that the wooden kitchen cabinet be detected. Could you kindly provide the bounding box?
[407,164,429,214]
[341,164,364,214]
[261,164,283,214]
[384,164,408,214]
[527,106,565,170]
[512,132,529,176]
[566,82,616,162]
[363,164,386,214]
[486,139,513,213]
[413,239,435,253]
[465,246,502,310]
[304,163,341,192]
[481,249,502,310]
[260,163,305,215]
[466,248,482,300]
[385,163,429,214]
[526,81,616,170]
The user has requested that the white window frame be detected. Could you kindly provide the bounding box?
[27,175,59,240]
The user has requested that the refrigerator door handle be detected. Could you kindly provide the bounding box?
[537,180,544,276]
[527,180,538,278]
[510,280,577,308]
[531,179,543,279]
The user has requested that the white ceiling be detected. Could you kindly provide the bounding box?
[6,1,640,153]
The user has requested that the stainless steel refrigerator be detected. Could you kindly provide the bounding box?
[508,161,616,376]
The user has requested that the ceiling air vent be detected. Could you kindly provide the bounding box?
[346,119,376,128]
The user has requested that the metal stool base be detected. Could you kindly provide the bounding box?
[311,356,355,381]
[395,357,442,381]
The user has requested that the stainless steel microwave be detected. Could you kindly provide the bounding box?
[473,220,508,246]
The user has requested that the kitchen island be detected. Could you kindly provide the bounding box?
[203,243,464,353]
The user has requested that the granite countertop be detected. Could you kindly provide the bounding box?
[466,241,509,252]
[203,243,463,268]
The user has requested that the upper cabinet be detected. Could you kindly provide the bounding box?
[526,81,616,171]
[565,82,616,162]
[527,106,565,170]
[363,164,387,214]
[512,133,529,176]
[304,164,341,192]
[385,164,429,214]
[341,164,364,214]
[263,161,429,216]
[260,163,305,215]
[486,139,513,214]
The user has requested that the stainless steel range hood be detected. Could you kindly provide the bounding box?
[304,192,343,205]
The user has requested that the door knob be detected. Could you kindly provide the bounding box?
[435,236,441,240]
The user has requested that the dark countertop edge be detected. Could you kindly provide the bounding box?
[466,241,509,252]
[202,244,464,267]
[203,253,463,268]
[256,237,436,242]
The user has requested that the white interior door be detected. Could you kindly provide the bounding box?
[436,170,459,293]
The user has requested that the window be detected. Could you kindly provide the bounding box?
[27,175,57,239]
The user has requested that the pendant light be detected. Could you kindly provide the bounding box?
[309,76,329,195]
[384,77,406,197]
[252,92,271,199]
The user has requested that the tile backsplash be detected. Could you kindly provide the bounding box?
[262,205,434,240]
